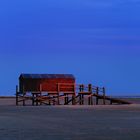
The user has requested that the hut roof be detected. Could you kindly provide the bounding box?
[19,74,75,79]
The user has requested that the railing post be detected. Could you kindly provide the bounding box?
[88,84,92,105]
[79,84,84,92]
[96,87,99,105]
[88,84,92,93]
[79,84,84,105]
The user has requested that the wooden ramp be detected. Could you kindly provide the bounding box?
[93,94,132,105]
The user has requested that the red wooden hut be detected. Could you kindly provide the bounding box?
[19,74,76,93]
[16,74,76,105]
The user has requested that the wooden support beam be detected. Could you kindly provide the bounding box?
[103,87,106,105]
[88,95,93,105]
[36,94,39,106]
[88,84,92,92]
[40,93,42,105]
[96,97,98,105]
[91,95,93,105]
[79,94,82,105]
[88,96,91,105]
[32,93,35,106]
[64,95,67,105]
[48,94,51,105]
[72,95,76,105]
[64,94,68,105]
[16,85,18,106]
[23,93,25,106]
[82,94,84,105]
[96,87,99,95]
[57,95,60,105]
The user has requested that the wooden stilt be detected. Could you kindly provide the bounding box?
[32,93,35,106]
[48,94,51,105]
[36,94,38,106]
[96,97,98,105]
[88,96,91,105]
[64,94,69,105]
[96,87,99,95]
[40,84,42,105]
[103,87,106,105]
[88,84,92,105]
[23,92,25,106]
[82,94,84,105]
[91,95,93,105]
[22,85,25,106]
[16,85,18,106]
[72,95,75,105]
[40,93,42,105]
[67,95,69,104]
[79,94,82,105]
[64,94,67,105]
[53,96,55,105]
[57,95,60,105]
[96,87,99,105]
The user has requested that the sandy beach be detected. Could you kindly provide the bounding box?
[0,97,140,140]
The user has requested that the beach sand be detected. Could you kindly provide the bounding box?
[0,97,140,140]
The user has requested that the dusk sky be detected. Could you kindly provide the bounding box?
[0,0,140,95]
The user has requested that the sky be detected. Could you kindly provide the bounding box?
[0,0,140,95]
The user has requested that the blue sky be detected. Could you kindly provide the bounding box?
[0,0,140,95]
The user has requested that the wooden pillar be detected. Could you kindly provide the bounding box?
[96,87,99,95]
[88,84,92,105]
[64,94,69,105]
[88,84,92,93]
[72,95,75,105]
[79,84,84,92]
[79,94,82,105]
[16,85,18,106]
[88,96,91,105]
[91,95,93,105]
[96,87,99,105]
[39,93,42,105]
[32,93,35,106]
[64,94,67,105]
[57,83,60,105]
[22,86,25,106]
[82,94,84,105]
[48,94,51,105]
[53,96,55,105]
[39,84,42,105]
[67,95,69,104]
[96,97,99,105]
[36,94,39,106]
[57,95,60,105]
[103,87,106,105]
[23,92,25,106]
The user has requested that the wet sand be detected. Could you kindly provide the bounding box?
[0,97,140,140]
